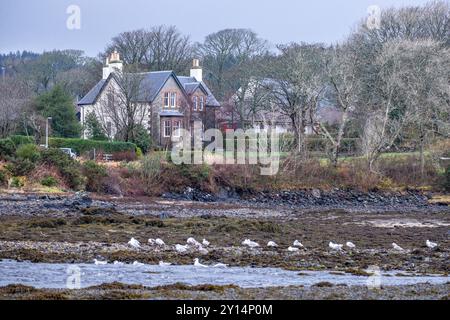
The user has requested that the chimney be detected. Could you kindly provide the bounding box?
[190,59,202,82]
[103,50,123,79]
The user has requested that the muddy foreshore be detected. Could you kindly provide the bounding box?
[0,282,448,300]
[0,190,448,299]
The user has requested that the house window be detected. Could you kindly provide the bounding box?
[163,92,169,107]
[173,120,181,137]
[199,96,204,111]
[170,92,177,108]
[193,96,198,111]
[164,120,171,137]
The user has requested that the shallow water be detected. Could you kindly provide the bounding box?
[0,260,447,289]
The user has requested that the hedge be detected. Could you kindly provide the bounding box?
[10,135,34,146]
[48,138,137,154]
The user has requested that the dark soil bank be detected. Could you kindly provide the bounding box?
[0,282,448,300]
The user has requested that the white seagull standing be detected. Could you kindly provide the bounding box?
[159,261,172,266]
[94,259,107,265]
[213,262,228,268]
[392,243,404,251]
[128,237,141,249]
[426,240,438,249]
[293,240,304,248]
[175,244,189,253]
[242,239,260,248]
[148,238,155,245]
[267,241,278,247]
[193,258,208,268]
[329,242,343,251]
[132,261,145,266]
[197,245,209,255]
[155,238,165,246]
[113,261,124,265]
[202,239,210,247]
[346,242,356,249]
[187,237,201,247]
[287,246,300,252]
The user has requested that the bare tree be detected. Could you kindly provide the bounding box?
[318,44,361,166]
[197,28,268,100]
[0,77,32,138]
[361,39,450,172]
[268,43,326,157]
[95,72,147,142]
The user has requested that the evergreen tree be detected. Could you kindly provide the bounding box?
[84,112,108,141]
[35,85,81,138]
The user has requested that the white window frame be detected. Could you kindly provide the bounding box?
[170,92,177,108]
[163,92,169,108]
[199,96,204,111]
[163,120,171,137]
[173,120,181,137]
[193,96,198,111]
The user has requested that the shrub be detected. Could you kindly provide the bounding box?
[41,176,58,187]
[40,148,84,190]
[10,176,26,188]
[16,144,41,163]
[82,161,107,192]
[5,158,35,176]
[140,153,163,194]
[130,125,153,154]
[113,150,137,162]
[49,137,136,155]
[0,169,8,187]
[0,138,15,159]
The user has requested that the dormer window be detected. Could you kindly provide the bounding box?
[199,96,204,111]
[193,96,198,111]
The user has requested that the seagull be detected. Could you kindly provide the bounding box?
[159,261,172,266]
[94,259,107,265]
[329,242,343,251]
[242,239,260,248]
[287,246,300,252]
[187,237,201,247]
[128,237,141,249]
[202,239,210,247]
[175,244,189,253]
[392,243,404,251]
[155,238,165,246]
[197,245,209,255]
[132,261,145,266]
[113,261,124,265]
[148,238,155,245]
[193,258,208,268]
[293,240,304,247]
[213,263,228,268]
[426,240,438,249]
[346,242,356,249]
[267,241,278,247]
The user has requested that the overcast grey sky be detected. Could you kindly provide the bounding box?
[0,0,432,57]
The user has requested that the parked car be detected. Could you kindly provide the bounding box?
[59,148,77,159]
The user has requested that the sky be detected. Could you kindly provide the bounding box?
[0,0,433,57]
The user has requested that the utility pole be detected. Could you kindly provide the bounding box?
[45,117,52,148]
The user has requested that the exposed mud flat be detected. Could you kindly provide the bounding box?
[0,282,448,300]
[0,192,448,299]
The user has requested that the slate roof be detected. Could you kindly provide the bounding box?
[77,79,107,105]
[78,71,220,108]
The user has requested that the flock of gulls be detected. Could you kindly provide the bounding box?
[92,236,439,267]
